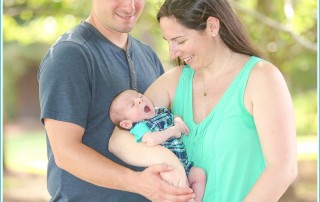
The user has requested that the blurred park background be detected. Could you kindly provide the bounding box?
[2,0,318,201]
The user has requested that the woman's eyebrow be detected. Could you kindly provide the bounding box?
[162,35,184,41]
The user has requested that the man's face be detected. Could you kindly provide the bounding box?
[92,0,145,33]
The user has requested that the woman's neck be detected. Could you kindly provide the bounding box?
[204,47,235,77]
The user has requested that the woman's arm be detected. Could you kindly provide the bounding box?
[144,66,183,108]
[243,61,298,202]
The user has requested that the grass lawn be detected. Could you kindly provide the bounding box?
[3,131,317,174]
[4,130,47,175]
[3,131,318,201]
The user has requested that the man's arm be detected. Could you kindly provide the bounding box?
[45,118,194,201]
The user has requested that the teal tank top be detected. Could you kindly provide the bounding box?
[172,56,266,202]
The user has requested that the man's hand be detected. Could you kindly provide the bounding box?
[136,164,195,202]
[160,163,188,188]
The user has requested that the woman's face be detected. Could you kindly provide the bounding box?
[160,16,214,70]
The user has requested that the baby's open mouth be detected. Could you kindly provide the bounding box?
[144,106,150,113]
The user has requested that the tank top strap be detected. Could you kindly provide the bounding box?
[236,56,263,96]
[211,56,263,115]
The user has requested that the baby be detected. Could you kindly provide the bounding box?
[109,89,206,202]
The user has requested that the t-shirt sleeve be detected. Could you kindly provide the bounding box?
[130,122,151,143]
[38,41,91,128]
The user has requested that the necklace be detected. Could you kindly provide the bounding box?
[201,51,234,96]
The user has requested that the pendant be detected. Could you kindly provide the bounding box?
[204,92,207,96]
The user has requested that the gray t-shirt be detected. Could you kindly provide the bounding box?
[38,21,164,202]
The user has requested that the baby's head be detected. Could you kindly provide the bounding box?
[110,89,155,129]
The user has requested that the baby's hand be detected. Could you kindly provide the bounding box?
[174,117,190,135]
[169,126,182,139]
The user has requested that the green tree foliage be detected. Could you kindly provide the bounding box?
[3,0,317,135]
[4,0,90,44]
[232,0,317,91]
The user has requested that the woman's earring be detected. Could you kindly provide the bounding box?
[212,33,216,37]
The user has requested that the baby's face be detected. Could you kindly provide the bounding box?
[118,90,155,122]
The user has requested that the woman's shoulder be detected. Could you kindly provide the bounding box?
[233,54,281,83]
[250,58,283,83]
[164,65,185,76]
[247,57,288,98]
[145,65,185,108]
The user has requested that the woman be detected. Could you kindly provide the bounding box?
[109,0,297,201]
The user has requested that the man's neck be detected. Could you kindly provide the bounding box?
[86,16,129,50]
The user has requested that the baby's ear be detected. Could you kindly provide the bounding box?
[119,120,133,129]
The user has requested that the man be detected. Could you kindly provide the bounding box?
[38,0,194,201]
